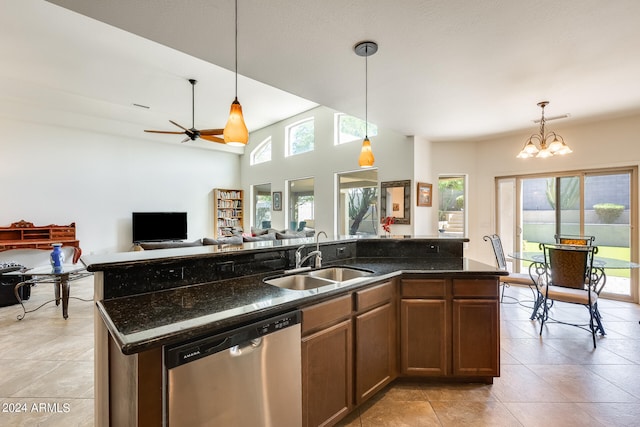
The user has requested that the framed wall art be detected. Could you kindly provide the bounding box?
[272,191,282,211]
[417,182,432,207]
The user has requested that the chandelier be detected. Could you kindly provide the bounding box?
[516,101,572,159]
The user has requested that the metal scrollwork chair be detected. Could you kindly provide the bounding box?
[483,234,536,303]
[537,243,605,348]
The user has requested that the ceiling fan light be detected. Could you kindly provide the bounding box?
[358,137,375,168]
[223,98,248,146]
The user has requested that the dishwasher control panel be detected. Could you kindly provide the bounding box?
[256,314,296,335]
[164,310,300,369]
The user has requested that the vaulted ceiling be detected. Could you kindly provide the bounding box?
[4,0,640,149]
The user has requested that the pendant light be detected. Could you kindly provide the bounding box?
[224,0,249,146]
[355,41,378,168]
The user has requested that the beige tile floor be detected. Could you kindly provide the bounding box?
[1,281,639,426]
[0,276,94,426]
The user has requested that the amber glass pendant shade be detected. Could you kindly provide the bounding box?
[223,98,249,146]
[359,137,375,168]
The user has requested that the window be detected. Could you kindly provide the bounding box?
[252,183,272,228]
[337,169,378,236]
[285,118,314,156]
[250,137,272,165]
[287,177,314,231]
[438,176,466,236]
[497,168,637,300]
[334,113,378,145]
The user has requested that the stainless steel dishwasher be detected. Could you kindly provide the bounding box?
[164,310,301,427]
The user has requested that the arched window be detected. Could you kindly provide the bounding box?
[285,118,314,156]
[334,113,377,145]
[250,137,272,165]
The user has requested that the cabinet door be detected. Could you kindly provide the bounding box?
[302,319,353,427]
[355,302,396,404]
[452,299,499,377]
[400,299,448,376]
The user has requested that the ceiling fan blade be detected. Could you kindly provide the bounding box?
[169,120,189,132]
[144,130,186,134]
[180,136,191,143]
[200,135,226,144]
[199,128,225,136]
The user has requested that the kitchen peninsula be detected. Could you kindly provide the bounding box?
[84,236,506,427]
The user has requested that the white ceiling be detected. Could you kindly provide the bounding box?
[4,0,640,149]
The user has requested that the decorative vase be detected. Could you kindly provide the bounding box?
[50,243,65,273]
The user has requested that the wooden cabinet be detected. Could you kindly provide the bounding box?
[213,188,243,238]
[301,295,353,427]
[400,277,500,382]
[452,279,500,377]
[400,279,448,376]
[401,299,448,376]
[354,281,396,404]
[301,280,398,426]
[0,220,80,252]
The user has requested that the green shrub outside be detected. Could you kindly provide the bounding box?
[593,203,624,223]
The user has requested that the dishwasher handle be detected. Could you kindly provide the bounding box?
[230,337,263,357]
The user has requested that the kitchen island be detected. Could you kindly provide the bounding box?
[84,236,506,427]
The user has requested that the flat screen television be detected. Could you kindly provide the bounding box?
[132,212,187,243]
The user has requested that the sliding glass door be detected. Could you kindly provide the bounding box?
[497,167,637,302]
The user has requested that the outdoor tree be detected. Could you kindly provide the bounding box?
[348,187,377,235]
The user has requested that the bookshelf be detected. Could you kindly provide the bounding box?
[213,188,244,238]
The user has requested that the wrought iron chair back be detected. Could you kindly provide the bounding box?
[483,234,536,303]
[554,234,595,247]
[483,234,508,270]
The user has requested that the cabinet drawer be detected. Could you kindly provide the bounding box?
[401,279,446,298]
[356,281,394,312]
[302,294,353,335]
[452,279,499,298]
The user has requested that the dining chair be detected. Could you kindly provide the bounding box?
[554,234,595,246]
[538,243,604,348]
[483,234,536,303]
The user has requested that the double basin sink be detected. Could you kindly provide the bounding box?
[264,266,374,291]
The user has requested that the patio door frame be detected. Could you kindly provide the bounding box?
[496,166,638,303]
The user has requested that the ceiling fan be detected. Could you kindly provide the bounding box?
[144,79,225,144]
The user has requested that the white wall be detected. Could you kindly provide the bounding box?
[0,116,240,254]
[240,106,414,236]
[433,112,640,265]
[413,136,435,236]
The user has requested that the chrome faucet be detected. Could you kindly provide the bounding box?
[297,249,322,269]
[294,231,328,270]
[315,231,328,253]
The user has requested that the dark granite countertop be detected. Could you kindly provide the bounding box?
[97,256,505,355]
[82,235,469,271]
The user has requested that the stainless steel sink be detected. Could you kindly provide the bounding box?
[263,267,373,291]
[307,267,372,281]
[263,274,335,291]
